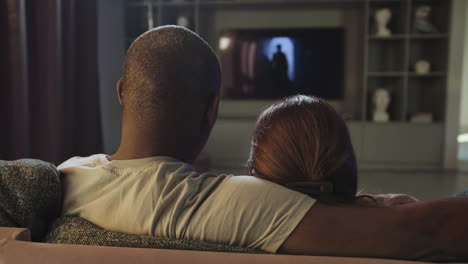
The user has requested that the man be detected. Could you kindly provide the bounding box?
[59,26,468,261]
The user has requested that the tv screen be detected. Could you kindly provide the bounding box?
[219,28,345,100]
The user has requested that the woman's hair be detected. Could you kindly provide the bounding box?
[247,95,358,204]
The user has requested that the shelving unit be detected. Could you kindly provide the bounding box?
[363,0,450,122]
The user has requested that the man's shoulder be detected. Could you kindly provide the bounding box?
[187,174,316,252]
[210,174,315,203]
[217,175,288,189]
[216,175,276,188]
[58,154,107,171]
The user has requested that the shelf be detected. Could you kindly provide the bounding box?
[407,72,447,77]
[127,0,195,7]
[364,121,443,125]
[199,0,365,4]
[409,34,449,39]
[368,72,405,77]
[368,34,449,40]
[368,0,402,2]
[367,72,447,77]
[368,34,407,40]
[122,0,370,6]
[161,1,195,6]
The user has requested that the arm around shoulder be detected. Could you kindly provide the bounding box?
[278,198,468,262]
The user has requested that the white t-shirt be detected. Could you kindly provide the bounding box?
[58,154,315,252]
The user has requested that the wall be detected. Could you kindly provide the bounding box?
[97,0,125,154]
[445,0,467,168]
[459,1,468,133]
[457,0,468,165]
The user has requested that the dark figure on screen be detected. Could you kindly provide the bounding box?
[271,44,294,97]
[272,44,288,80]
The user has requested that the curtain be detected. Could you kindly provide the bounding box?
[0,0,102,165]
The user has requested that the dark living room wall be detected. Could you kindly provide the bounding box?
[97,0,125,155]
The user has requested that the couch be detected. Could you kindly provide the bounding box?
[0,159,467,264]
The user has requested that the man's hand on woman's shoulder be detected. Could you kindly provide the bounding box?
[357,193,420,207]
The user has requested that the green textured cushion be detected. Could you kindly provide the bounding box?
[46,216,268,254]
[0,159,62,241]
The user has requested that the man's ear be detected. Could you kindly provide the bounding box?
[204,92,220,127]
[117,79,124,105]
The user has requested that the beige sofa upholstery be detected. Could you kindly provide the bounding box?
[1,227,467,264]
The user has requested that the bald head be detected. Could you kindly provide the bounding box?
[121,26,221,121]
[113,26,221,162]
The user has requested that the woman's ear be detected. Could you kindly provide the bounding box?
[117,79,124,105]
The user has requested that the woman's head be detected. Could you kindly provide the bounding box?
[247,95,357,203]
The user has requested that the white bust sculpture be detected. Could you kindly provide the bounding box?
[373,88,390,122]
[375,8,392,37]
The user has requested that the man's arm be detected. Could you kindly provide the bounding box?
[278,197,468,261]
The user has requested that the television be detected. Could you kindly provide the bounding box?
[218,28,345,100]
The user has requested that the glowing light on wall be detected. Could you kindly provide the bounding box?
[219,37,231,50]
[264,37,295,80]
[458,133,468,143]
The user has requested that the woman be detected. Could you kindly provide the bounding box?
[247,95,417,206]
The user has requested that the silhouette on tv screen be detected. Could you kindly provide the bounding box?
[219,28,345,100]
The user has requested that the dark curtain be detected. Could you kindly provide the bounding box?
[0,0,102,165]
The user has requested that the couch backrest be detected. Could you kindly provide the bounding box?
[0,159,62,241]
[3,227,458,264]
[46,216,267,254]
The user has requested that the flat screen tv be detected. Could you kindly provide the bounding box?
[218,28,345,100]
